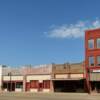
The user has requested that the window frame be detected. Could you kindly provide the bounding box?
[16,82,23,88]
[97,38,100,48]
[97,56,100,66]
[88,39,94,49]
[89,56,95,67]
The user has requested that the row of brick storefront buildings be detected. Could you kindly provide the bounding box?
[0,28,100,93]
[0,63,85,93]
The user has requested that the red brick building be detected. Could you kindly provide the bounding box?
[85,28,100,93]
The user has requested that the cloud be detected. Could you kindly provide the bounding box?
[45,18,100,38]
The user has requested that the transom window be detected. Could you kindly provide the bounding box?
[89,56,94,67]
[88,39,94,49]
[97,38,100,48]
[97,56,100,66]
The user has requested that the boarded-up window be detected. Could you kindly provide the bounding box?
[26,82,30,91]
[43,80,50,89]
[30,80,38,88]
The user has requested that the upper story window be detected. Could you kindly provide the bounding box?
[89,56,94,67]
[97,56,100,66]
[88,39,94,49]
[97,38,100,48]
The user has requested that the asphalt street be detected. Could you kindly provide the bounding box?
[0,92,99,100]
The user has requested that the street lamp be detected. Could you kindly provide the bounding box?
[8,72,12,92]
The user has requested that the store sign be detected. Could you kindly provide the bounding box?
[92,70,100,72]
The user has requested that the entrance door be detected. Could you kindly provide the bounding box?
[12,82,15,91]
[38,83,43,91]
[3,82,15,92]
[7,82,11,91]
[7,82,15,91]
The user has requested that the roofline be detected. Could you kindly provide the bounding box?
[85,28,100,33]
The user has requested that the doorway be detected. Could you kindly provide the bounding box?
[91,81,100,93]
[53,80,84,92]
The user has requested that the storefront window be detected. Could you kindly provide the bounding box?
[16,82,23,88]
[89,56,94,67]
[97,38,100,48]
[3,83,7,89]
[88,39,94,49]
[97,56,100,66]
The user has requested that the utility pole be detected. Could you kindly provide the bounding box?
[8,72,12,92]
